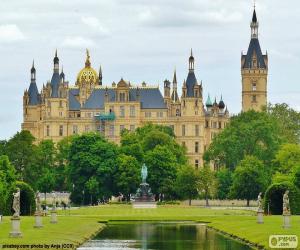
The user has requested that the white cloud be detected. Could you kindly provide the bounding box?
[81,16,109,35]
[0,24,25,43]
[61,36,95,48]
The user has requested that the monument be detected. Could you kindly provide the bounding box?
[257,192,264,224]
[50,191,58,224]
[133,164,156,208]
[282,190,291,228]
[34,191,43,228]
[9,188,22,238]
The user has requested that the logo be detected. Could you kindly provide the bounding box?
[269,235,298,249]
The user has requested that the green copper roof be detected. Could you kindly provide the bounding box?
[206,94,212,107]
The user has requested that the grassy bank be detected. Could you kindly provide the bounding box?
[1,205,299,249]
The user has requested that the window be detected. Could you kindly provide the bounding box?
[195,142,199,153]
[109,106,114,113]
[73,125,78,134]
[59,100,63,108]
[130,106,135,117]
[219,122,222,129]
[119,93,125,102]
[213,122,217,129]
[205,120,209,128]
[182,125,186,136]
[145,112,151,118]
[77,113,81,118]
[252,95,257,102]
[109,125,114,137]
[182,141,186,148]
[130,125,135,131]
[176,109,180,116]
[195,160,199,169]
[47,101,51,107]
[120,106,125,117]
[59,112,63,117]
[252,82,257,91]
[46,125,50,136]
[195,125,199,136]
[59,125,63,136]
[157,112,163,118]
[120,125,125,133]
[195,100,198,107]
[85,125,90,132]
[170,125,174,132]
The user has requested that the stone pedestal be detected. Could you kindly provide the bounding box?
[283,214,291,229]
[257,210,264,224]
[9,217,22,238]
[50,211,57,224]
[34,212,43,228]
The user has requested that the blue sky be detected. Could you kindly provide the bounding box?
[0,0,299,139]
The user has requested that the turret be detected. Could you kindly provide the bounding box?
[99,66,103,85]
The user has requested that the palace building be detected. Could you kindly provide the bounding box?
[22,8,267,168]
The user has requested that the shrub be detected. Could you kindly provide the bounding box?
[264,182,300,215]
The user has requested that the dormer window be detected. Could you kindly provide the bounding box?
[119,93,126,102]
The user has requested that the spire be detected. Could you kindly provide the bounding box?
[189,48,194,72]
[60,66,65,82]
[218,95,225,109]
[53,49,59,73]
[85,49,91,67]
[250,7,259,39]
[172,69,177,84]
[99,65,102,85]
[205,94,212,107]
[171,69,179,102]
[31,60,36,82]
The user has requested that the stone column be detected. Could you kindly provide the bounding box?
[257,209,264,224]
[50,210,58,224]
[283,214,291,229]
[9,217,22,238]
[34,211,43,228]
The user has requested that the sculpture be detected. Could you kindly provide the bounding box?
[141,164,148,183]
[257,192,263,212]
[12,188,20,218]
[51,191,56,211]
[283,190,291,215]
[35,191,42,212]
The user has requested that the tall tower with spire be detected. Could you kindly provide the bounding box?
[241,7,268,112]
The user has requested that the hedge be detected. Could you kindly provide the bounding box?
[264,181,300,215]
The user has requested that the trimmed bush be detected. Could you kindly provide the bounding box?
[264,182,300,215]
[7,181,36,216]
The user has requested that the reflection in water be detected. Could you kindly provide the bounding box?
[78,222,252,250]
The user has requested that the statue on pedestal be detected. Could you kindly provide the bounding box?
[35,191,42,213]
[283,190,291,215]
[12,188,20,218]
[51,191,56,211]
[257,192,263,212]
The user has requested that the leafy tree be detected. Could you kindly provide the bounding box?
[85,176,99,205]
[36,168,55,201]
[5,130,36,180]
[145,145,179,200]
[114,154,140,201]
[0,140,7,155]
[204,110,281,170]
[274,144,300,174]
[266,103,300,144]
[230,156,268,206]
[0,156,16,214]
[198,165,217,206]
[120,131,144,163]
[68,133,119,204]
[216,168,232,199]
[175,166,200,205]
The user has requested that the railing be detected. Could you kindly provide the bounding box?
[94,112,116,121]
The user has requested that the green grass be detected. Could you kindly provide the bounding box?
[1,205,300,249]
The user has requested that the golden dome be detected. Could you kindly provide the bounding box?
[76,49,99,84]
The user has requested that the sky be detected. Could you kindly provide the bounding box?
[0,0,300,140]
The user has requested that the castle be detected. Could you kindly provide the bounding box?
[22,8,268,168]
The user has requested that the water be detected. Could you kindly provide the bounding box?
[78,222,253,250]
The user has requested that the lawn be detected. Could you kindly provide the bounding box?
[1,205,299,249]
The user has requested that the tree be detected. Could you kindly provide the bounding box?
[175,166,200,205]
[198,165,217,206]
[5,130,36,180]
[145,145,179,200]
[36,168,55,201]
[216,168,232,200]
[85,176,99,205]
[114,154,140,201]
[0,140,7,156]
[230,156,268,206]
[120,131,144,163]
[204,110,281,170]
[274,144,300,174]
[266,103,300,144]
[68,133,119,204]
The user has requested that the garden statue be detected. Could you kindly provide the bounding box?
[12,188,20,218]
[257,192,263,212]
[141,164,148,184]
[35,191,42,212]
[50,191,58,224]
[51,191,56,211]
[282,190,290,215]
